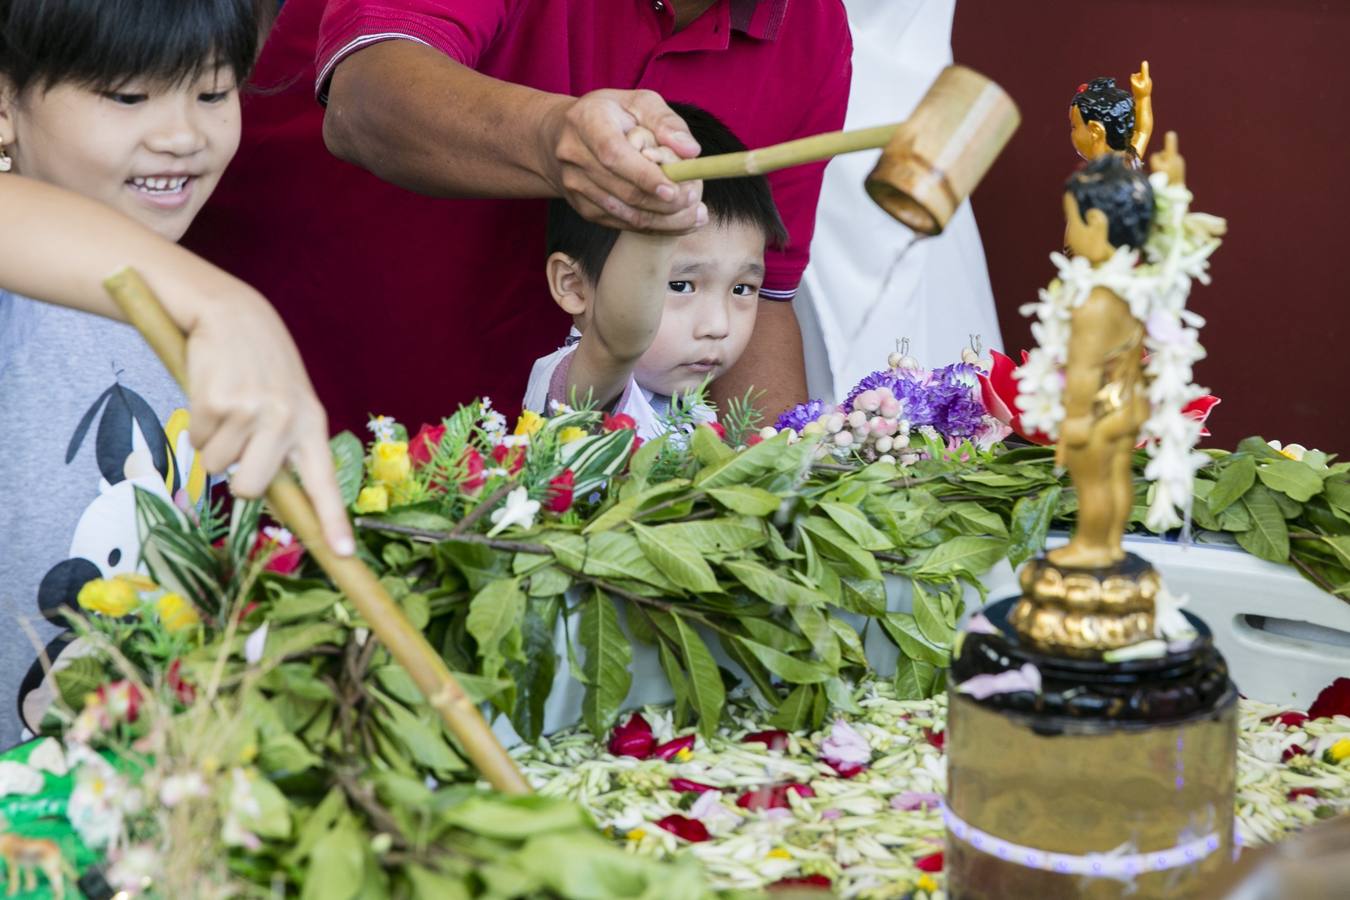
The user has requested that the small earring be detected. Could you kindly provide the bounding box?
[0,143,11,173]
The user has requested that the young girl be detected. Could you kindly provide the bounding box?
[0,0,343,745]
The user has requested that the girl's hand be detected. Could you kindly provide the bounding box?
[186,287,355,557]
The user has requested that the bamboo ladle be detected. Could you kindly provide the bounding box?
[662,65,1020,235]
[104,269,531,795]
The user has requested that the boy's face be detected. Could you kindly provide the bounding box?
[634,220,766,397]
[0,67,241,241]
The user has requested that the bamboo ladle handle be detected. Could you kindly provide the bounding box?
[661,123,898,182]
[104,268,530,796]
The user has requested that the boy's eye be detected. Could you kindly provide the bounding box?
[732,284,760,297]
[668,281,694,294]
[101,91,148,106]
[199,90,232,104]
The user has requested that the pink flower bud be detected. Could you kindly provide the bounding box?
[878,398,901,418]
[834,431,853,447]
[825,414,845,434]
[855,390,881,412]
[870,417,897,437]
[892,433,910,449]
[847,410,868,430]
[875,436,893,454]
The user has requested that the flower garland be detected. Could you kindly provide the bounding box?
[1014,172,1225,531]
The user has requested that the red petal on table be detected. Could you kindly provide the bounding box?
[1282,744,1308,762]
[825,760,867,779]
[669,778,718,795]
[743,730,790,751]
[923,728,946,752]
[767,875,832,891]
[915,851,944,872]
[1308,677,1350,721]
[1263,711,1309,729]
[653,734,695,761]
[1287,787,1320,801]
[736,783,815,810]
[657,814,710,842]
[608,713,656,759]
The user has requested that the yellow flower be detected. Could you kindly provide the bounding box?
[766,848,792,860]
[626,828,646,841]
[354,485,389,514]
[674,747,693,763]
[77,578,138,617]
[1328,738,1350,764]
[916,874,938,893]
[371,441,411,486]
[156,592,201,633]
[558,426,587,445]
[515,410,544,437]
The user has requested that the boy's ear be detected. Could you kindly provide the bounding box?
[0,77,17,147]
[546,252,590,317]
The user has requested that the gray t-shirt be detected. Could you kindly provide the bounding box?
[0,290,192,747]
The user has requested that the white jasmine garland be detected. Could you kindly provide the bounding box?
[1015,173,1224,531]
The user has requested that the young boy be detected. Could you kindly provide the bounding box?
[524,104,787,437]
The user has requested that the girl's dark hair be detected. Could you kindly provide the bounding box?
[0,0,268,93]
[547,102,788,281]
[1071,77,1135,153]
[1065,154,1154,250]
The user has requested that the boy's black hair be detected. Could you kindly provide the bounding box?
[1071,77,1135,153]
[1065,154,1154,251]
[546,102,788,280]
[0,0,268,94]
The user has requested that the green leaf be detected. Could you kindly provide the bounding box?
[839,577,888,616]
[578,590,633,736]
[442,794,593,840]
[788,601,841,668]
[1209,456,1256,514]
[824,677,863,715]
[734,637,832,683]
[1237,436,1285,460]
[1236,484,1290,562]
[629,432,670,480]
[509,598,560,743]
[768,684,815,731]
[406,866,471,900]
[373,507,455,531]
[585,481,689,534]
[916,535,1009,578]
[302,820,364,900]
[330,431,366,506]
[652,518,767,556]
[1320,536,1350,570]
[913,583,955,648]
[671,613,725,738]
[694,430,792,488]
[567,429,637,495]
[818,501,893,551]
[259,732,322,776]
[658,641,693,725]
[737,617,811,652]
[880,612,949,667]
[632,522,720,594]
[893,657,940,700]
[375,695,465,775]
[1257,458,1325,503]
[1007,486,1061,568]
[944,502,1009,538]
[466,578,526,677]
[691,423,736,466]
[706,485,783,517]
[54,656,105,710]
[1325,477,1350,512]
[797,516,881,580]
[284,787,346,868]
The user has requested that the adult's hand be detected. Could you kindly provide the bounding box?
[545,89,707,232]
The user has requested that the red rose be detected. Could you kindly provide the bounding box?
[491,443,527,475]
[746,434,764,447]
[977,350,1049,445]
[736,783,814,811]
[1282,744,1308,762]
[547,469,575,514]
[460,447,487,492]
[768,875,832,891]
[706,422,726,440]
[1308,677,1350,721]
[608,713,656,759]
[653,734,694,761]
[409,423,446,467]
[250,530,305,576]
[923,727,945,752]
[656,814,710,843]
[1263,711,1309,729]
[825,760,867,779]
[603,413,637,433]
[167,658,196,706]
[915,851,944,872]
[742,730,790,751]
[669,778,718,794]
[1287,787,1320,801]
[1181,395,1220,438]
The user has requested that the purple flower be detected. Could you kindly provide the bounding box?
[775,399,829,433]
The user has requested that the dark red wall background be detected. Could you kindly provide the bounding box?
[953,0,1350,453]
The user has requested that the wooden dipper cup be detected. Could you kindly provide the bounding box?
[662,65,1019,235]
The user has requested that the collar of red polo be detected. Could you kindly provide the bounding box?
[730,0,789,41]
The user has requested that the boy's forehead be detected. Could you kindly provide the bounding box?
[671,220,767,268]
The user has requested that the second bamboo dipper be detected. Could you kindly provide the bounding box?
[104,268,530,796]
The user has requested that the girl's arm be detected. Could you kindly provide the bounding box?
[0,175,354,556]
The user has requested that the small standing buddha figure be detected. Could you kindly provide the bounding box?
[1069,61,1154,163]
[1011,150,1168,652]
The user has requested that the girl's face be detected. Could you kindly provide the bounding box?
[0,68,241,241]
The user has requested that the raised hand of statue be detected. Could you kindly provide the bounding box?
[1130,61,1152,101]
[1149,130,1185,186]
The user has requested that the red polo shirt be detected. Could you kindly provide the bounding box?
[186,0,851,433]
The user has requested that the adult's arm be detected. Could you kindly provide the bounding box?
[323,39,705,232]
[0,176,353,555]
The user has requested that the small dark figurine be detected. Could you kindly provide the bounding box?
[1069,62,1153,161]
